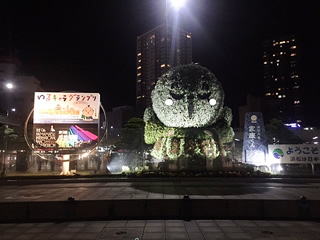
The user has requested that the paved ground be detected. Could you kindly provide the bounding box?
[1,178,320,239]
[1,219,320,240]
[1,179,320,202]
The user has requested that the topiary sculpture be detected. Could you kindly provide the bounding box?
[144,64,234,170]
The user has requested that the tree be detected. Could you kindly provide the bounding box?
[265,119,303,144]
[0,125,19,176]
[116,118,146,151]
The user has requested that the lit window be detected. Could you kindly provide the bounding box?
[138,59,141,62]
[270,61,273,64]
[275,92,279,95]
[137,73,141,76]
[137,53,142,56]
[137,66,141,69]
[291,53,296,57]
[276,59,280,62]
[282,95,286,98]
[161,64,166,68]
[264,61,268,65]
[280,41,286,44]
[274,78,278,81]
[137,79,141,83]
[137,96,141,99]
[186,34,191,39]
[292,39,295,41]
[150,35,155,39]
[278,95,282,98]
[291,46,297,49]
[273,54,276,57]
[291,75,299,78]
[277,63,279,66]
[293,85,300,89]
[294,100,300,104]
[278,88,281,91]
[280,52,283,55]
[265,93,271,96]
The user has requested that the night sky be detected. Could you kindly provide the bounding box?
[1,0,320,125]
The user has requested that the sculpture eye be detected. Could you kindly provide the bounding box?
[165,99,173,106]
[198,92,211,100]
[170,91,184,100]
[209,99,217,106]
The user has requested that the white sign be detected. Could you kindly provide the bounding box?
[34,92,100,124]
[268,144,320,164]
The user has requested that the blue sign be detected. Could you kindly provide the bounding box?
[242,112,268,165]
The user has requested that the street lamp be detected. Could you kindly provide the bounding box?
[3,82,15,116]
[165,0,187,69]
[5,83,14,89]
[170,0,186,10]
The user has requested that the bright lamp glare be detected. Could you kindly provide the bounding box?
[6,83,14,89]
[170,0,186,10]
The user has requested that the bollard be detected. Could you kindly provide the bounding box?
[298,195,310,219]
[181,195,191,221]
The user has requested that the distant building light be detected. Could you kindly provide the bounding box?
[161,64,166,68]
[137,66,141,69]
[278,95,282,98]
[285,123,301,128]
[137,52,142,56]
[186,34,191,39]
[290,53,297,57]
[137,73,141,76]
[265,93,271,96]
[314,142,319,144]
[294,100,300,104]
[313,136,318,140]
[280,41,286,44]
[273,54,276,57]
[264,61,267,65]
[291,46,297,49]
[138,59,141,62]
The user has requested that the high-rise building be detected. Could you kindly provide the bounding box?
[263,35,302,124]
[136,24,192,114]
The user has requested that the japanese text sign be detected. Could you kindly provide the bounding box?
[34,92,100,124]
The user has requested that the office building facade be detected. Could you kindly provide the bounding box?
[136,24,192,114]
[263,35,302,124]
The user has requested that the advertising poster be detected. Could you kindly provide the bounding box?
[34,92,100,124]
[33,92,100,153]
[33,124,99,153]
[268,144,320,164]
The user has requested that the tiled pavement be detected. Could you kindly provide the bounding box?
[1,219,320,240]
[1,180,320,202]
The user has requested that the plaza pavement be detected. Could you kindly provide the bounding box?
[0,177,320,221]
[1,219,320,240]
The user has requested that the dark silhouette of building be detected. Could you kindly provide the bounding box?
[136,24,192,115]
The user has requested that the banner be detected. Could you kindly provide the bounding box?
[34,92,100,124]
[242,112,268,165]
[268,144,320,164]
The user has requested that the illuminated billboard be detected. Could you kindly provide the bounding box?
[34,92,100,124]
[33,92,100,153]
[33,124,98,153]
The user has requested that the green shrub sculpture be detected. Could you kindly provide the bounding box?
[144,64,234,170]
